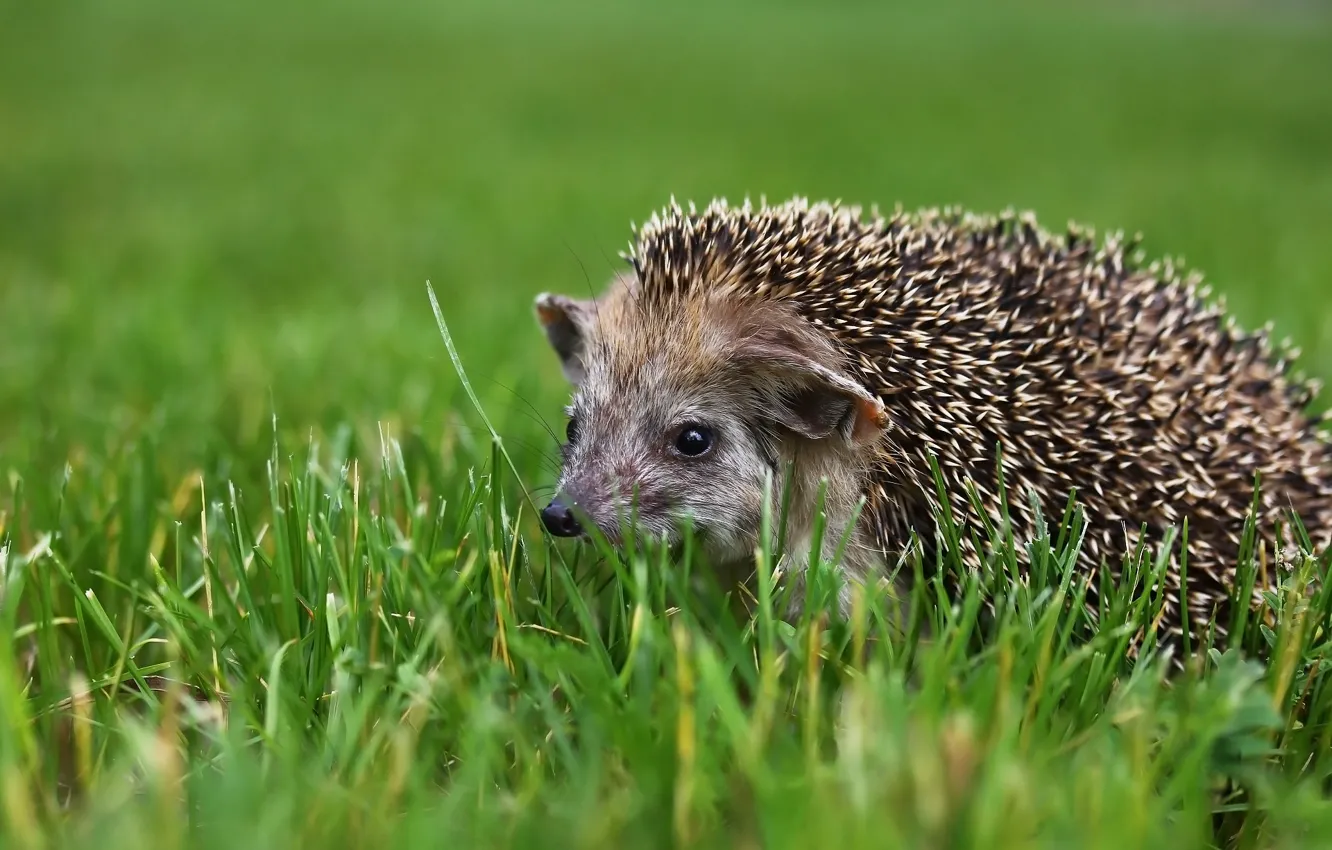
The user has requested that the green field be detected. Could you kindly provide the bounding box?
[4,0,1332,846]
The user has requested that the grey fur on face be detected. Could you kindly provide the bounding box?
[535,275,876,578]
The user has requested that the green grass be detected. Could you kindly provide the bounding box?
[4,0,1332,846]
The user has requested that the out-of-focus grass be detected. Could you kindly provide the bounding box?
[3,0,1331,474]
[3,0,1332,846]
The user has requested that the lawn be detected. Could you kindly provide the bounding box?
[3,0,1332,846]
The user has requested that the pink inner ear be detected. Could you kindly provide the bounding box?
[849,395,888,444]
[536,301,568,327]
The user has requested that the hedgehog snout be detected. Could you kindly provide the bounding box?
[546,463,626,538]
[540,497,582,538]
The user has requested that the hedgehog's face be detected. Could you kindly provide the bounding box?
[532,274,887,572]
[550,362,775,563]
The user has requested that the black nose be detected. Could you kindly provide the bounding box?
[540,498,582,537]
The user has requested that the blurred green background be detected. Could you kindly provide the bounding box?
[3,0,1331,488]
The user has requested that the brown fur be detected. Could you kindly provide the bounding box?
[535,196,1332,657]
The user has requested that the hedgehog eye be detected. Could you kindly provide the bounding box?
[672,424,714,458]
[565,417,579,445]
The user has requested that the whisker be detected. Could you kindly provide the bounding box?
[485,379,563,448]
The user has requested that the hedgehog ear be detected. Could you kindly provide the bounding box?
[534,292,593,385]
[769,359,888,446]
[739,343,888,446]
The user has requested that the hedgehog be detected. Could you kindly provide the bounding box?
[531,196,1332,660]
